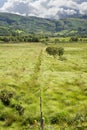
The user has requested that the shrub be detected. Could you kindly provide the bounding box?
[46,46,64,58]
[3,37,10,42]
[58,47,64,57]
[22,117,34,125]
[46,46,57,57]
[31,37,39,42]
[4,114,16,126]
[0,90,13,106]
[16,104,25,115]
[49,112,70,124]
[54,39,60,44]
[0,108,16,124]
[0,112,7,121]
[70,37,78,42]
[22,113,40,126]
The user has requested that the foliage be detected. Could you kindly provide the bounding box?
[4,114,16,126]
[0,12,87,36]
[16,104,25,115]
[58,47,64,56]
[70,37,78,42]
[49,112,70,124]
[0,43,87,130]
[0,90,14,106]
[0,35,40,43]
[46,46,64,57]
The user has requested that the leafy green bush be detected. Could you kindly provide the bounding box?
[0,108,16,124]
[46,46,64,57]
[16,104,25,115]
[0,90,14,106]
[22,117,34,126]
[70,37,78,42]
[49,112,70,124]
[58,47,64,57]
[0,112,7,121]
[22,115,40,126]
[4,114,16,126]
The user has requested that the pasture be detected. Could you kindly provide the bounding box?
[0,43,87,130]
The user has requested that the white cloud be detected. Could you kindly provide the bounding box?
[0,0,87,19]
[79,2,87,14]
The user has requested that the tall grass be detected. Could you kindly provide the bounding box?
[0,43,87,129]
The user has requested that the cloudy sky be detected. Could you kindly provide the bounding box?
[0,0,87,19]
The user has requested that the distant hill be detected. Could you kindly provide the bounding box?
[0,12,87,36]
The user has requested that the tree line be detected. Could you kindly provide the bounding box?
[0,35,87,43]
[0,35,40,43]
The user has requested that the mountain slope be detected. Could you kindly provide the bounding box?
[0,12,87,36]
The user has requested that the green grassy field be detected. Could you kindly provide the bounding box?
[0,43,87,130]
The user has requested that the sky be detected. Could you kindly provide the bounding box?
[0,0,87,19]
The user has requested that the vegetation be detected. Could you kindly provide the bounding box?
[0,43,87,130]
[0,12,87,130]
[46,46,64,58]
[0,90,13,106]
[0,12,87,36]
[0,35,40,43]
[70,37,78,42]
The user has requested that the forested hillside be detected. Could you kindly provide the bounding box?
[0,13,87,36]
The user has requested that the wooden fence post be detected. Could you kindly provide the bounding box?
[40,90,44,130]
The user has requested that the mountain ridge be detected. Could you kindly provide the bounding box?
[0,12,87,36]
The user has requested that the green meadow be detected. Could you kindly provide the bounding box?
[0,43,87,130]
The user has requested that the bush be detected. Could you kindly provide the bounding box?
[16,104,25,115]
[0,90,13,106]
[58,47,64,57]
[49,112,70,124]
[70,37,78,42]
[54,39,60,44]
[2,37,10,42]
[46,46,64,57]
[22,117,34,125]
[46,46,56,57]
[0,112,7,121]
[4,114,16,126]
[0,108,16,124]
[31,37,39,42]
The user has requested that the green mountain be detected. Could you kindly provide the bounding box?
[0,12,87,36]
